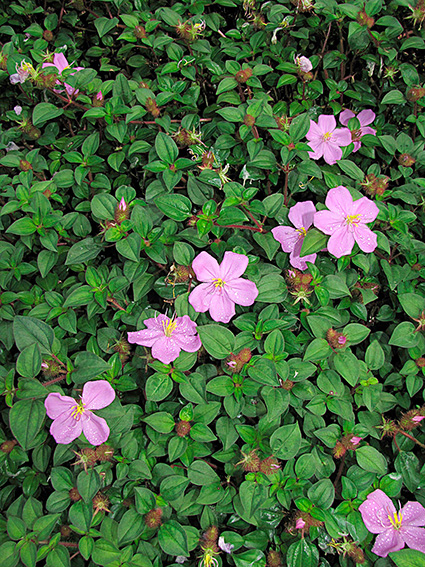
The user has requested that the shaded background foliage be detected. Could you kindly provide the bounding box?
[1,0,425,566]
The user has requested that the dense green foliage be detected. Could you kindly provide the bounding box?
[1,0,425,566]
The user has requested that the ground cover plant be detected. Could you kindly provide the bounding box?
[1,0,425,565]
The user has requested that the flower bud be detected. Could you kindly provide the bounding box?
[202,525,219,545]
[92,492,110,514]
[326,328,347,349]
[1,440,17,454]
[95,444,114,462]
[145,508,163,529]
[43,30,54,41]
[267,549,283,567]
[244,114,256,127]
[357,10,374,27]
[259,456,280,475]
[416,357,425,367]
[115,197,129,224]
[333,441,346,459]
[19,159,32,171]
[235,68,253,83]
[275,115,291,131]
[237,450,260,472]
[398,153,416,167]
[176,420,191,437]
[145,97,160,117]
[407,87,425,102]
[134,25,147,39]
[60,524,72,538]
[69,487,82,501]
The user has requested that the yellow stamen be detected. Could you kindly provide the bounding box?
[297,226,307,237]
[162,318,177,337]
[323,131,332,141]
[388,511,403,529]
[346,214,361,226]
[213,278,225,289]
[70,402,85,420]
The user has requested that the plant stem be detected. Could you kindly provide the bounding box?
[43,374,67,387]
[107,296,127,312]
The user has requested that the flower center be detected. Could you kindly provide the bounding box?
[345,214,360,227]
[352,128,362,142]
[388,511,403,530]
[322,132,333,142]
[213,278,225,289]
[162,318,177,337]
[297,226,307,237]
[70,401,86,420]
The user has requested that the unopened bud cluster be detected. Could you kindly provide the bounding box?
[360,173,389,197]
[227,348,252,373]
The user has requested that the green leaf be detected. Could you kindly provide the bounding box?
[33,103,64,127]
[356,446,387,475]
[197,325,235,359]
[389,548,425,567]
[77,469,101,503]
[398,293,425,319]
[300,229,328,257]
[304,338,332,362]
[158,521,189,557]
[381,90,405,104]
[145,373,173,401]
[144,412,175,433]
[389,322,419,348]
[63,286,94,308]
[116,233,141,262]
[9,399,45,451]
[155,132,178,164]
[344,323,370,345]
[248,358,279,386]
[188,461,220,485]
[155,194,192,221]
[117,508,145,545]
[6,217,37,235]
[216,78,239,95]
[16,343,42,378]
[94,16,119,37]
[365,340,385,370]
[72,352,111,383]
[337,160,364,181]
[286,539,319,567]
[270,423,302,460]
[13,316,54,354]
[66,238,102,265]
[289,113,311,142]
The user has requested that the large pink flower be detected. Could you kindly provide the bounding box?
[359,489,425,557]
[314,186,379,258]
[189,251,258,323]
[271,201,317,270]
[45,380,115,445]
[306,115,352,165]
[128,314,201,365]
[42,53,83,96]
[339,109,376,152]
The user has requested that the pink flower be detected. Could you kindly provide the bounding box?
[188,252,258,323]
[339,109,376,152]
[42,53,83,96]
[96,90,103,101]
[128,314,201,365]
[14,105,22,116]
[338,335,347,346]
[350,436,362,445]
[314,186,379,258]
[295,55,312,73]
[296,518,306,529]
[45,380,115,445]
[272,201,317,270]
[306,115,352,165]
[413,415,425,423]
[218,537,234,554]
[118,197,127,212]
[10,61,33,85]
[359,489,425,557]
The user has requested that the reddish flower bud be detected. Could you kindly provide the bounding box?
[244,114,256,127]
[267,549,283,567]
[60,524,72,538]
[1,440,17,454]
[399,153,416,167]
[95,444,114,462]
[43,30,54,41]
[145,97,160,117]
[357,10,374,27]
[69,487,82,502]
[145,508,163,529]
[333,441,346,459]
[407,87,425,102]
[237,450,260,472]
[416,357,425,367]
[134,25,147,39]
[259,456,280,475]
[92,492,110,514]
[19,159,32,171]
[176,420,191,437]
[235,68,253,83]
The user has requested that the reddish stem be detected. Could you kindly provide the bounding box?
[51,353,67,368]
[213,221,264,233]
[43,374,67,387]
[107,297,127,312]
[397,430,425,449]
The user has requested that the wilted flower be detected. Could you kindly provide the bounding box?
[296,518,306,529]
[339,109,376,152]
[314,186,379,258]
[10,61,35,85]
[272,201,317,270]
[350,436,362,445]
[189,251,258,323]
[128,314,201,365]
[175,557,187,564]
[306,115,352,165]
[359,489,425,556]
[42,53,83,95]
[45,380,115,445]
[6,142,20,152]
[13,105,22,116]
[218,537,234,554]
[295,54,312,73]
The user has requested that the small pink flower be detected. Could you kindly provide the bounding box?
[118,197,127,211]
[314,186,379,258]
[45,380,115,445]
[413,416,425,423]
[14,105,22,116]
[189,252,258,323]
[10,61,32,85]
[272,201,317,270]
[218,537,234,554]
[351,436,362,445]
[339,109,376,152]
[41,362,49,370]
[359,489,425,557]
[227,361,237,368]
[338,335,347,346]
[295,54,312,73]
[306,115,352,165]
[96,90,103,101]
[296,518,306,529]
[42,53,83,96]
[128,314,201,365]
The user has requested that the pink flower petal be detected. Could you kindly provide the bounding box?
[327,226,355,257]
[192,251,220,282]
[175,315,198,335]
[82,380,115,411]
[208,290,236,323]
[128,327,165,347]
[401,526,425,554]
[144,316,165,330]
[291,238,316,270]
[50,411,83,444]
[45,393,76,420]
[351,436,362,445]
[288,201,316,230]
[339,109,355,126]
[332,127,352,147]
[372,529,404,557]
[151,337,181,364]
[318,114,336,133]
[225,278,258,306]
[353,142,361,152]
[353,225,377,253]
[296,518,306,529]
[173,333,202,353]
[314,210,344,235]
[53,53,69,72]
[325,186,353,216]
[306,120,323,140]
[351,196,379,223]
[361,126,376,137]
[400,502,425,526]
[81,412,110,446]
[357,109,376,126]
[189,282,214,312]
[359,489,396,534]
[308,142,325,160]
[323,143,342,165]
[272,226,299,253]
[220,251,249,280]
